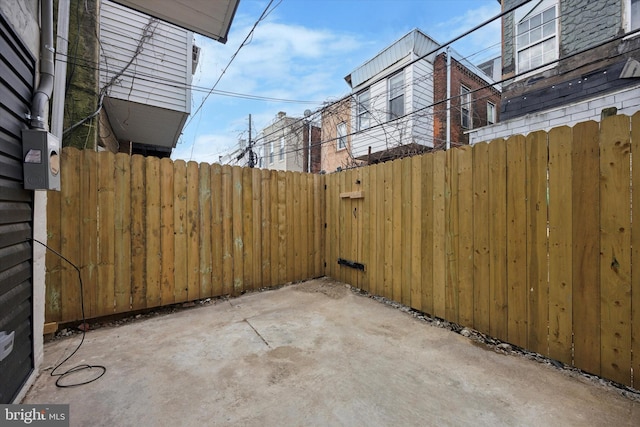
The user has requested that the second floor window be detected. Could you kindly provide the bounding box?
[279,137,285,160]
[337,122,347,150]
[388,72,404,120]
[270,141,274,164]
[516,5,557,73]
[460,85,472,129]
[356,90,370,131]
[487,102,496,125]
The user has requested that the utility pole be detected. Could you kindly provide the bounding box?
[247,113,255,168]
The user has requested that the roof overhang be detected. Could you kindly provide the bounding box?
[110,0,240,43]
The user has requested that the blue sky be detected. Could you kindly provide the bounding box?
[171,0,502,163]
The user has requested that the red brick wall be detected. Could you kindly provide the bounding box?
[433,53,501,147]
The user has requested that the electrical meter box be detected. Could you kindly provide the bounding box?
[22,129,61,191]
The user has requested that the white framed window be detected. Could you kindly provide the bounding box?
[356,89,370,131]
[336,122,347,150]
[269,141,274,164]
[279,137,284,160]
[627,0,640,32]
[516,5,558,73]
[460,85,472,129]
[388,71,404,120]
[487,102,496,125]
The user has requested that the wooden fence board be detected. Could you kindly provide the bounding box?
[145,157,161,308]
[314,174,323,277]
[242,167,254,291]
[261,169,271,285]
[599,114,632,386]
[186,162,200,300]
[489,139,508,341]
[277,172,287,284]
[632,112,640,388]
[445,149,459,322]
[173,160,188,302]
[548,126,573,364]
[232,166,244,295]
[271,171,280,286]
[97,151,115,317]
[526,131,549,356]
[130,155,147,311]
[60,149,81,322]
[80,150,98,317]
[432,150,446,318]
[421,153,434,315]
[572,121,601,375]
[160,158,175,305]
[210,164,223,296]
[252,169,262,288]
[506,136,528,349]
[457,146,474,326]
[293,172,302,282]
[410,156,423,311]
[401,158,412,306]
[45,161,62,322]
[285,172,295,283]
[383,163,393,300]
[472,143,490,334]
[392,160,403,303]
[199,164,212,298]
[221,165,233,295]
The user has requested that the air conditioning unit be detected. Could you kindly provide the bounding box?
[192,44,201,74]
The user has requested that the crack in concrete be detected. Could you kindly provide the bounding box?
[244,318,270,348]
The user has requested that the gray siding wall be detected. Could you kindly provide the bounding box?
[560,0,621,56]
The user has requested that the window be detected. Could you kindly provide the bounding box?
[356,90,370,131]
[487,102,496,125]
[279,137,284,160]
[269,141,274,164]
[388,72,404,120]
[336,122,347,150]
[516,5,557,73]
[460,85,472,129]
[629,0,640,32]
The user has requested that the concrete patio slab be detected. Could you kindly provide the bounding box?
[23,278,640,426]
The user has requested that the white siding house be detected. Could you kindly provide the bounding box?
[346,29,438,161]
[99,0,195,151]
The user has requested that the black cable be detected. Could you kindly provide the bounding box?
[27,238,106,388]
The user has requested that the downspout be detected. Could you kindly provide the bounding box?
[446,46,451,151]
[29,0,55,130]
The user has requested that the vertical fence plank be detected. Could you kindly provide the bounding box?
[113,154,131,313]
[548,126,573,364]
[199,164,212,297]
[277,171,287,284]
[130,155,147,311]
[252,169,262,288]
[80,150,98,317]
[473,143,490,334]
[383,163,393,299]
[173,160,188,302]
[338,171,347,283]
[572,120,600,375]
[392,160,403,302]
[457,146,474,326]
[632,112,640,388]
[526,131,549,356]
[445,149,459,322]
[489,139,508,341]
[315,174,324,277]
[260,169,271,286]
[372,165,383,296]
[45,160,62,323]
[401,158,412,306]
[410,156,423,311]
[293,172,302,282]
[97,151,115,317]
[506,135,528,349]
[60,149,81,322]
[210,164,223,296]
[186,162,200,300]
[421,153,434,315]
[242,167,254,290]
[599,114,632,386]
[361,166,371,292]
[432,150,446,318]
[160,158,175,305]
[232,166,244,294]
[285,171,295,283]
[221,165,233,295]
[270,170,280,286]
[145,157,161,308]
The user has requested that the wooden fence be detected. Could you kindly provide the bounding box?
[45,149,324,323]
[46,114,640,388]
[325,113,640,388]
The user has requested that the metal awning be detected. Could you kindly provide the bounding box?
[111,0,240,43]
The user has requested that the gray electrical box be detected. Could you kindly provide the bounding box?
[22,129,61,191]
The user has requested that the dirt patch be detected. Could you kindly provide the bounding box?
[293,278,348,299]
